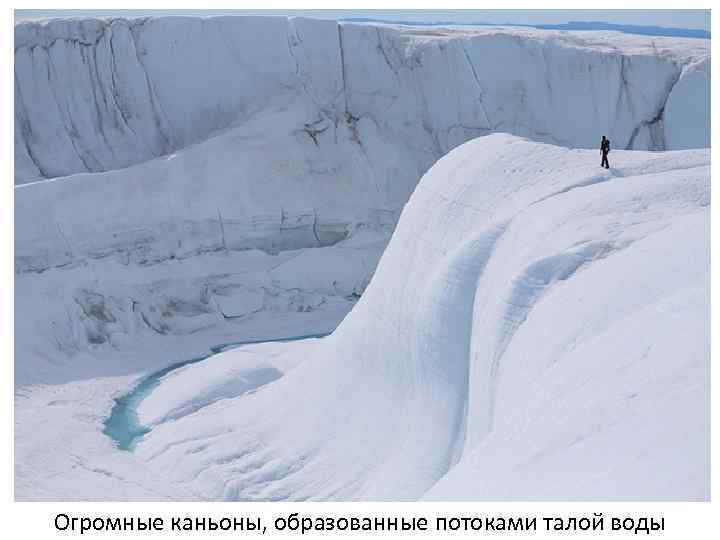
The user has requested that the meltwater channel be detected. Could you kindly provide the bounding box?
[103,333,329,451]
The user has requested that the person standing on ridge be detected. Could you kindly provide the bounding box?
[600,135,611,169]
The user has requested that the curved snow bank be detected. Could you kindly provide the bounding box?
[105,335,324,451]
[15,17,709,183]
[135,337,321,430]
[135,134,709,500]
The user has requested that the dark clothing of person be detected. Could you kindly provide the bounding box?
[600,138,611,169]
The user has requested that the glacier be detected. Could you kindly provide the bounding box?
[15,135,709,500]
[13,16,710,501]
[14,18,710,379]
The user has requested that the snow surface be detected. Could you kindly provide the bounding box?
[15,134,709,500]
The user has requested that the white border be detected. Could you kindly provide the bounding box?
[2,2,716,538]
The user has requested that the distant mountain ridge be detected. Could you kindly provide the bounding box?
[343,18,710,39]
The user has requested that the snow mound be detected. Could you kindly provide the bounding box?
[135,134,709,500]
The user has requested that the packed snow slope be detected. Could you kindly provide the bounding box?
[15,17,709,185]
[131,135,709,501]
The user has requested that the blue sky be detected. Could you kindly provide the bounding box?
[14,9,710,31]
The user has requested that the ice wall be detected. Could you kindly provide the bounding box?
[15,17,710,184]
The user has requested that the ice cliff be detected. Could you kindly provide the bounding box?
[15,17,709,185]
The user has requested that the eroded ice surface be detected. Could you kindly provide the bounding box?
[125,135,708,501]
[15,135,709,500]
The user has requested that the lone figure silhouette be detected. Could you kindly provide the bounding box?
[600,135,611,169]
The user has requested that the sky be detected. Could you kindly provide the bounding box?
[13,9,711,31]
